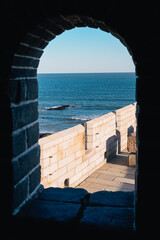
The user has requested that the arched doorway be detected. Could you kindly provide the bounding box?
[38,26,135,133]
[2,2,160,235]
[10,15,137,211]
[37,26,136,194]
[8,16,138,236]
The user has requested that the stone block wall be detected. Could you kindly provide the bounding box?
[1,1,160,234]
[39,104,137,189]
[85,112,116,161]
[115,103,137,153]
[39,124,107,189]
[10,79,41,214]
[39,125,85,188]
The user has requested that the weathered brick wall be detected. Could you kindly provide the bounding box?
[39,104,136,189]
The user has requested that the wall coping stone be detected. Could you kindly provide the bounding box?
[15,188,134,234]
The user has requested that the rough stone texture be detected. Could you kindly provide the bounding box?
[37,187,89,204]
[80,206,134,231]
[7,80,26,104]
[27,122,39,148]
[29,165,41,194]
[88,191,134,207]
[13,177,29,210]
[15,187,134,235]
[26,79,38,100]
[12,102,38,131]
[128,154,136,167]
[12,146,40,185]
[18,198,81,223]
[12,130,26,157]
[127,132,137,153]
[1,1,160,236]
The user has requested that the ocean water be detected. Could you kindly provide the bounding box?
[38,73,136,133]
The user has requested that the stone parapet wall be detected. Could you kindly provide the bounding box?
[115,103,137,152]
[1,2,158,232]
[39,124,107,189]
[39,103,137,189]
[39,125,85,188]
[85,112,116,160]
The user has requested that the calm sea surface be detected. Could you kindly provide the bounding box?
[38,73,136,133]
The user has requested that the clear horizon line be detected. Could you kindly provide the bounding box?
[38,71,135,74]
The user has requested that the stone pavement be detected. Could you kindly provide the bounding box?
[76,150,136,193]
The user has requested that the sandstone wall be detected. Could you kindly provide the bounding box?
[85,112,116,161]
[115,103,137,152]
[39,103,137,188]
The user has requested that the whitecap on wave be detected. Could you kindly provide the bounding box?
[69,115,101,121]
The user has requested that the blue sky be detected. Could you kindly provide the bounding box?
[38,27,135,73]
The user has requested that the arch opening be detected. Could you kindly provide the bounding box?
[10,15,137,232]
[37,26,136,193]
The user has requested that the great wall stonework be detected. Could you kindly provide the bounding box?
[2,1,160,236]
[39,103,137,189]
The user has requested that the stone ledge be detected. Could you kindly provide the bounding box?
[88,191,134,207]
[17,198,81,223]
[15,187,134,234]
[80,206,134,231]
[37,187,89,204]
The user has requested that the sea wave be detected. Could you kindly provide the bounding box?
[70,117,89,121]
[40,130,55,134]
[68,115,101,121]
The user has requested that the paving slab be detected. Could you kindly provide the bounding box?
[97,173,116,181]
[76,150,136,192]
[118,182,135,191]
[85,177,121,187]
[83,183,107,193]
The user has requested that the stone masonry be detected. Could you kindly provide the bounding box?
[127,132,137,166]
[39,104,136,191]
[14,187,135,237]
[2,1,160,236]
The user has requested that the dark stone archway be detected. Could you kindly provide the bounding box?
[1,0,160,237]
[10,14,137,212]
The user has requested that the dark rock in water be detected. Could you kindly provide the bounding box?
[40,133,52,138]
[46,105,73,111]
